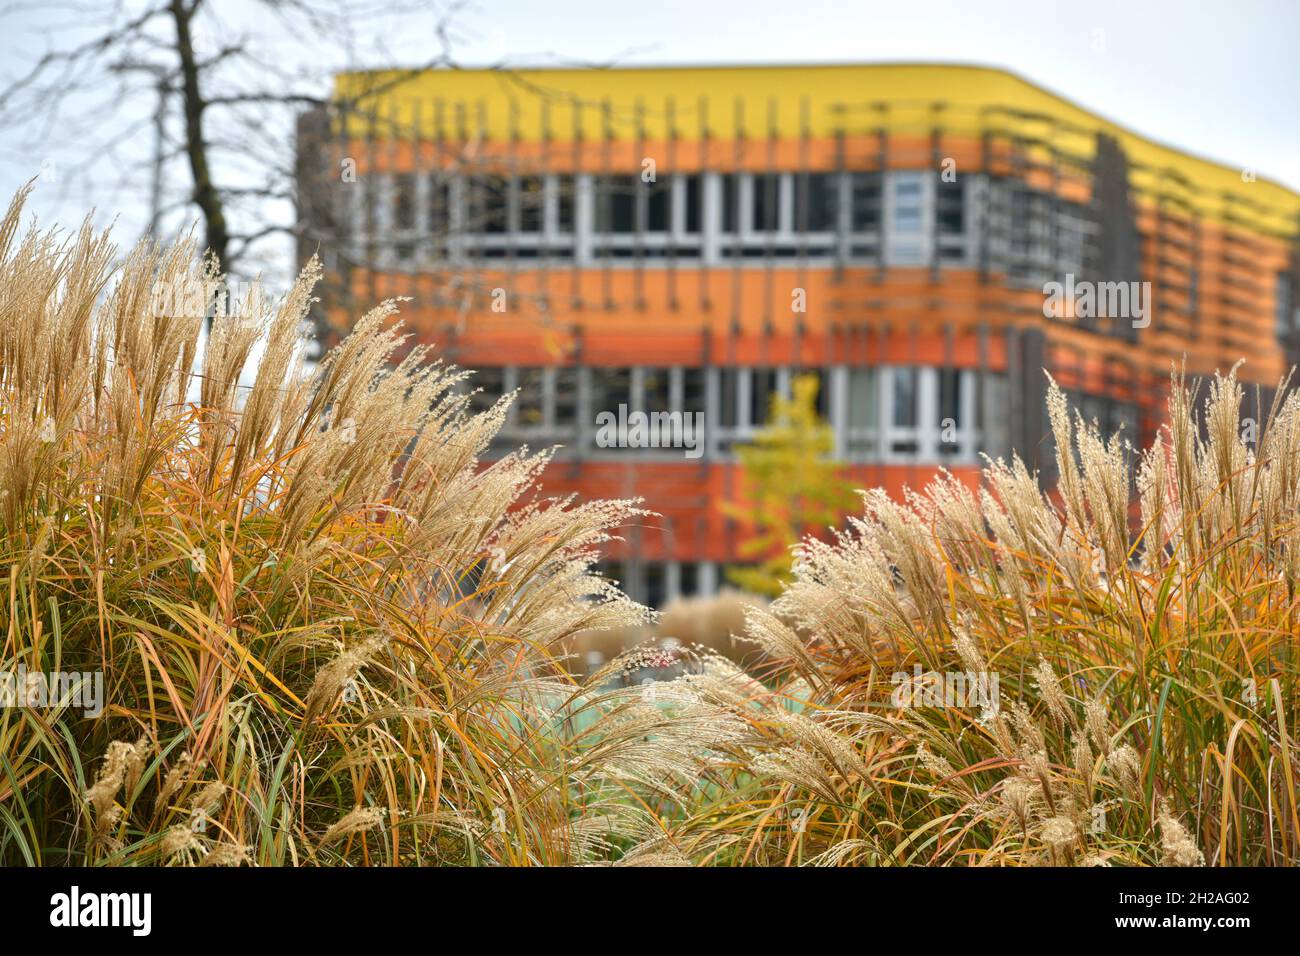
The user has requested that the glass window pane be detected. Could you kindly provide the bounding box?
[428,176,450,234]
[891,368,918,428]
[470,175,508,234]
[1278,273,1294,336]
[719,368,739,428]
[515,367,545,427]
[938,369,962,426]
[517,176,544,233]
[647,177,670,232]
[393,173,416,230]
[679,562,698,597]
[642,368,671,413]
[554,367,577,425]
[891,172,924,235]
[720,174,739,233]
[683,368,706,414]
[555,175,575,233]
[894,177,922,198]
[645,563,666,609]
[471,368,505,415]
[595,175,637,233]
[937,179,965,235]
[848,368,876,430]
[752,174,780,232]
[683,175,701,233]
[591,367,631,412]
[598,560,625,590]
[798,173,836,232]
[751,368,777,426]
[850,172,881,232]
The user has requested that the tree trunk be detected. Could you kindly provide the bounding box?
[169,0,228,271]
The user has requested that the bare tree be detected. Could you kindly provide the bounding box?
[0,0,468,279]
[0,2,639,352]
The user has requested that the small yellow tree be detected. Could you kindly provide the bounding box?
[722,374,857,597]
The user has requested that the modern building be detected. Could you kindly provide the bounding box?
[295,63,1300,607]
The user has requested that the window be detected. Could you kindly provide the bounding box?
[1278,273,1296,337]
[981,373,1010,459]
[750,368,778,426]
[938,368,962,428]
[997,180,1093,283]
[885,366,920,456]
[797,173,837,232]
[937,369,967,458]
[1067,390,1140,443]
[752,174,781,232]
[720,174,740,233]
[713,367,780,454]
[514,367,545,427]
[468,175,508,234]
[850,173,882,232]
[679,562,699,597]
[891,367,918,428]
[887,171,927,265]
[837,366,991,463]
[681,175,702,234]
[590,367,631,413]
[492,367,581,443]
[470,368,505,415]
[937,178,965,236]
[845,368,879,457]
[683,367,706,415]
[555,367,578,425]
[516,176,544,233]
[647,177,670,232]
[555,175,575,233]
[595,175,637,234]
[719,367,740,428]
[892,174,923,230]
[393,173,416,230]
[1057,208,1092,277]
[1006,185,1048,278]
[714,368,821,450]
[793,369,829,418]
[642,368,671,413]
[598,561,625,590]
[644,563,666,609]
[428,175,450,235]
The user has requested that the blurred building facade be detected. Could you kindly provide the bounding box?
[296,63,1300,606]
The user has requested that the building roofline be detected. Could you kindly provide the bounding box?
[333,60,1299,200]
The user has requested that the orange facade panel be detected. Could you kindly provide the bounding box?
[537,460,984,564]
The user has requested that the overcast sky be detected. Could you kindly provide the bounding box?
[1,0,1296,276]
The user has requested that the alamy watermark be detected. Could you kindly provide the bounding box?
[890,665,999,717]
[1043,273,1151,328]
[594,405,705,459]
[50,886,151,936]
[150,276,257,322]
[1,666,103,717]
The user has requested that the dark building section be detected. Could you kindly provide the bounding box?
[1092,134,1145,340]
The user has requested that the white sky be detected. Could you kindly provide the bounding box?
[2,0,1296,279]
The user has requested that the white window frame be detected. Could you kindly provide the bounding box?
[884,170,933,267]
[498,366,580,444]
[833,366,881,461]
[840,365,985,465]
